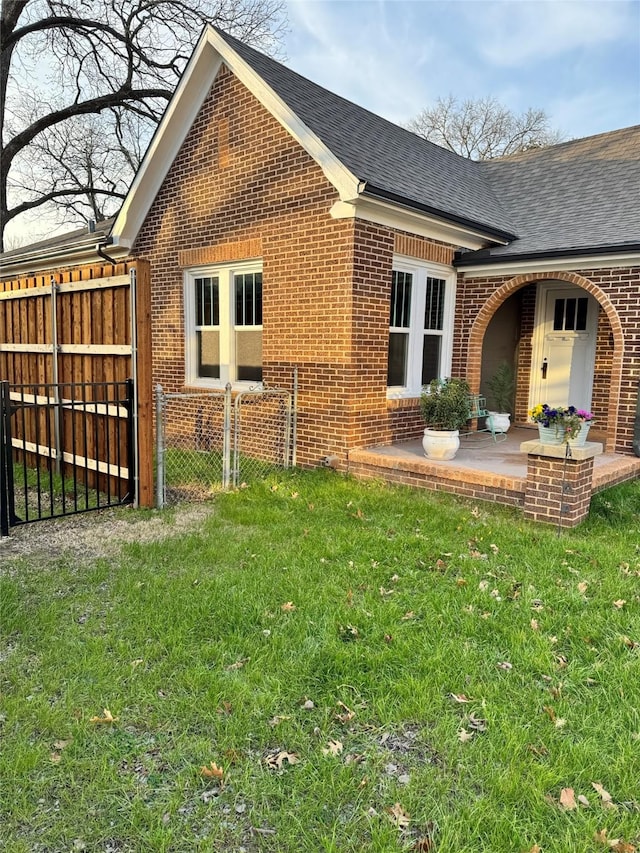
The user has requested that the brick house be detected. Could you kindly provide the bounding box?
[2,25,639,471]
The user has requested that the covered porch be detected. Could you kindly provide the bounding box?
[348,427,640,517]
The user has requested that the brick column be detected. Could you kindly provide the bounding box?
[520,440,603,527]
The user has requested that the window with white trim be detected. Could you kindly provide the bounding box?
[185,262,263,386]
[387,259,455,396]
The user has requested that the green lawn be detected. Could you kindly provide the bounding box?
[1,471,639,852]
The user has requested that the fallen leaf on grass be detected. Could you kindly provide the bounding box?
[578,581,589,594]
[402,611,415,620]
[89,708,118,724]
[264,750,299,770]
[497,661,513,670]
[281,601,296,612]
[523,846,541,853]
[50,751,62,763]
[225,658,250,671]
[592,782,615,808]
[578,794,590,807]
[458,728,474,743]
[200,761,224,780]
[322,739,343,757]
[560,787,577,810]
[300,698,315,710]
[609,843,636,852]
[268,715,291,727]
[621,635,639,649]
[386,802,410,829]
[448,693,472,703]
[613,599,626,609]
[216,701,233,715]
[468,713,487,731]
[335,701,355,723]
[53,738,72,750]
[530,618,540,631]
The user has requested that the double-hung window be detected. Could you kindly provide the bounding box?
[185,262,263,386]
[387,259,455,397]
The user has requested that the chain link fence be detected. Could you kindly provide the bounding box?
[155,378,296,506]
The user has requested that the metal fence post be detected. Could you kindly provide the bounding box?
[155,384,165,508]
[291,366,298,468]
[222,383,232,489]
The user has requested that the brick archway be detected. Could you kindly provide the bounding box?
[467,271,624,452]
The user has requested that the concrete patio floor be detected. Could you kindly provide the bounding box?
[348,427,640,507]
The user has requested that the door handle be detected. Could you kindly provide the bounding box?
[541,358,548,379]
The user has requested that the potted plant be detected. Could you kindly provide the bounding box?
[529,404,594,446]
[420,377,471,460]
[486,361,514,433]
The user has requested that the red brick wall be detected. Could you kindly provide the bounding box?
[131,64,461,467]
[130,60,639,465]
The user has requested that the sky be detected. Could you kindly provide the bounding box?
[284,0,640,139]
[6,0,640,247]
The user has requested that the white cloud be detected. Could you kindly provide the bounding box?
[471,0,635,67]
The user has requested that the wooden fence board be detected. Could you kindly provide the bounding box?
[1,259,153,506]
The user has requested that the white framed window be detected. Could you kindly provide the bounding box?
[387,257,456,397]
[184,261,263,387]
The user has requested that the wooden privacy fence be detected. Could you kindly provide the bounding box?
[0,260,153,508]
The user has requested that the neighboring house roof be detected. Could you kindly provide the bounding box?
[457,126,640,265]
[0,218,118,277]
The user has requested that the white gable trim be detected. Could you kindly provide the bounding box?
[111,26,360,250]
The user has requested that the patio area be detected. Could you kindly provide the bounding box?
[348,427,640,511]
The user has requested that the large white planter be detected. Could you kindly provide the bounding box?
[487,412,511,433]
[422,428,460,461]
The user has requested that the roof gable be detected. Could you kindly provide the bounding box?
[111,25,516,251]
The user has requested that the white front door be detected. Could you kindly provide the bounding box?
[529,285,598,411]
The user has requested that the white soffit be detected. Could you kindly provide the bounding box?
[111,26,361,250]
[331,198,500,251]
[459,252,640,277]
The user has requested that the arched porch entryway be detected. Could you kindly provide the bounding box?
[466,271,624,454]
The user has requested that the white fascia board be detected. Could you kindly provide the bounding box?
[111,26,361,250]
[459,252,640,277]
[330,197,500,251]
[111,34,224,250]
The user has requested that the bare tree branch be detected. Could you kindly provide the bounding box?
[406,95,564,161]
[1,0,287,250]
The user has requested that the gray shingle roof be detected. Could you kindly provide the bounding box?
[216,28,516,240]
[218,30,639,261]
[464,127,640,262]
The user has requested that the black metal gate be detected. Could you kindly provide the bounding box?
[0,380,134,536]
